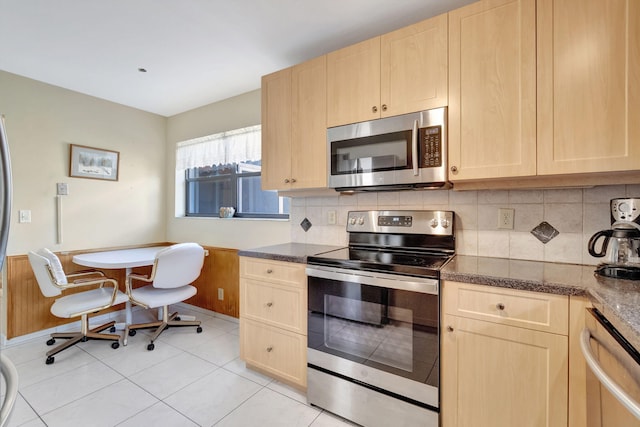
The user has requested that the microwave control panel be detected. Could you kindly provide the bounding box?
[419,126,442,168]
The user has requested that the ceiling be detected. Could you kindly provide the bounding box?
[0,0,475,117]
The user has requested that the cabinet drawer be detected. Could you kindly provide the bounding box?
[241,278,306,333]
[240,257,306,287]
[443,281,568,335]
[240,318,307,387]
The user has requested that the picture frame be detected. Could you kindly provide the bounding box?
[69,144,120,181]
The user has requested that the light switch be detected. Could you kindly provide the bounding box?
[19,210,31,223]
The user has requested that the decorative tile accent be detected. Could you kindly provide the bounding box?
[530,221,559,244]
[300,218,312,232]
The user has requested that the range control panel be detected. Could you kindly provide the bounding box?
[347,210,454,236]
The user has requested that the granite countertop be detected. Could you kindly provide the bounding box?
[238,242,343,264]
[442,255,640,351]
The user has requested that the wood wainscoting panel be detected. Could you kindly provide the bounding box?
[185,246,239,319]
[6,243,239,339]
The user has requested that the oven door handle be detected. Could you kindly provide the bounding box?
[306,266,438,295]
[412,119,419,176]
[580,328,640,420]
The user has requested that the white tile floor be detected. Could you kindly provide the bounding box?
[1,304,356,427]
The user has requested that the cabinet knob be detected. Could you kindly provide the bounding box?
[266,346,273,352]
[450,166,458,173]
[372,106,378,113]
[496,303,505,311]
[266,302,273,307]
[284,178,290,183]
[381,104,387,111]
[291,178,297,183]
[266,269,273,274]
[447,325,454,332]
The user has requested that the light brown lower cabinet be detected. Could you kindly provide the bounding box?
[441,281,569,427]
[239,257,307,388]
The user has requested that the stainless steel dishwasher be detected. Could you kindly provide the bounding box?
[581,307,640,426]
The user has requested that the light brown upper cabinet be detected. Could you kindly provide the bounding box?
[261,56,327,191]
[537,0,640,175]
[448,0,537,181]
[327,13,448,128]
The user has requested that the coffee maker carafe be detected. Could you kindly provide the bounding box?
[588,198,640,279]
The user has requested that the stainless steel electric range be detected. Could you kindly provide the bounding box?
[306,209,455,427]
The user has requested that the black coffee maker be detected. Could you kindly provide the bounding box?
[588,198,640,280]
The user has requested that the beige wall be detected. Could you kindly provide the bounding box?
[0,71,167,255]
[165,89,290,250]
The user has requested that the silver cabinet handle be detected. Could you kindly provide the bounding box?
[284,179,290,183]
[372,106,378,113]
[580,328,640,419]
[291,178,296,183]
[450,166,458,173]
[496,303,505,311]
[381,104,387,111]
[266,269,273,274]
[446,325,454,332]
[266,346,273,352]
[266,302,273,307]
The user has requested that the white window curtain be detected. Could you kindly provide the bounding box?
[176,125,261,170]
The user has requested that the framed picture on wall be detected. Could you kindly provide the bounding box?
[69,144,120,181]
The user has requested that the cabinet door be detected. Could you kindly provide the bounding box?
[537,0,640,175]
[291,55,327,189]
[327,37,381,127]
[261,67,292,190]
[240,318,307,387]
[441,315,568,427]
[448,0,537,180]
[380,13,448,118]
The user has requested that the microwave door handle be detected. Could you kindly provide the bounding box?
[412,119,419,176]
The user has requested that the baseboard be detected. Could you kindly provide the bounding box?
[1,304,237,347]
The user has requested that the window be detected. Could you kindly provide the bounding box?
[176,125,289,218]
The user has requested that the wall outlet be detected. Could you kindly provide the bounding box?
[217,288,224,301]
[18,210,31,223]
[497,208,515,229]
[327,210,337,225]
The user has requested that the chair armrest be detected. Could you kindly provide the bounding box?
[66,269,106,280]
[67,277,122,317]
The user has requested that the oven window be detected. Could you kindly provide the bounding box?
[308,276,439,386]
[330,131,413,175]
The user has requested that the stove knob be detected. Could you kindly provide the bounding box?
[357,216,365,225]
[441,219,450,229]
[430,219,438,228]
[349,217,357,225]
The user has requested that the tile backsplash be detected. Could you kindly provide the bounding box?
[290,184,640,266]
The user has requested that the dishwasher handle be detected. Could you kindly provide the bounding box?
[580,328,640,420]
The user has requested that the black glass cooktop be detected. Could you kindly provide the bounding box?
[308,247,452,278]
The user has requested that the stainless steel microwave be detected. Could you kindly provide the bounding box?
[328,107,448,192]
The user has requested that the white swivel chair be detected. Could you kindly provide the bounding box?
[124,242,205,350]
[28,248,129,364]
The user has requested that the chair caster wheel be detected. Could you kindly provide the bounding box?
[111,342,120,349]
[128,330,137,337]
[46,356,54,365]
[110,326,116,333]
[196,326,203,333]
[81,336,89,342]
[175,316,181,321]
[46,338,56,346]
[147,343,155,351]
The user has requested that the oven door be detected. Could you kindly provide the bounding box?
[306,265,440,409]
[581,308,640,426]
